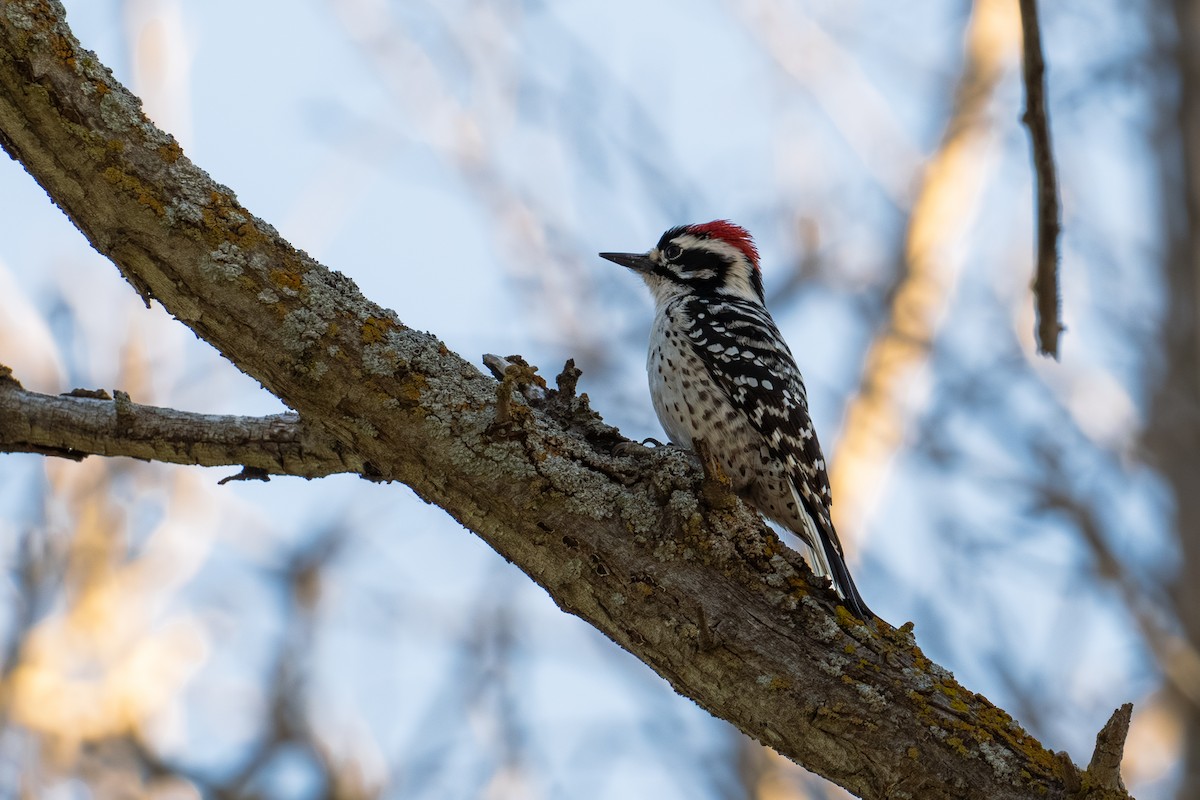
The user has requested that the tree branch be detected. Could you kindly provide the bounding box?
[1085,704,1132,793]
[0,3,1129,797]
[1018,0,1064,358]
[0,365,361,478]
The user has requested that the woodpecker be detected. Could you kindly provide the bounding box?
[601,221,874,620]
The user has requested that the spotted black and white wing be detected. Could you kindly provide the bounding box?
[681,297,870,616]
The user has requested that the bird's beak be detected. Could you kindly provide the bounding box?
[599,251,655,274]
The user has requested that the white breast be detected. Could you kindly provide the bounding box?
[647,307,703,449]
[645,301,767,493]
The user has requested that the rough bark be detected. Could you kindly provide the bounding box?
[0,2,1132,798]
[0,366,359,478]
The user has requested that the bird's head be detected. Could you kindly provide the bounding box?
[601,220,764,306]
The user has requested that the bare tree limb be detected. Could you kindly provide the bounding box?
[0,3,1132,798]
[1085,704,1131,793]
[1017,0,1064,358]
[0,365,362,478]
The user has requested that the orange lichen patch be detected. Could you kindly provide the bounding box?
[834,605,864,629]
[361,316,395,344]
[786,576,812,595]
[200,190,264,248]
[158,140,182,163]
[102,167,164,216]
[52,33,75,67]
[974,705,1060,778]
[269,268,303,293]
[763,675,791,691]
[904,672,1061,783]
[976,701,1021,732]
[910,648,934,671]
[233,222,260,245]
[395,373,427,408]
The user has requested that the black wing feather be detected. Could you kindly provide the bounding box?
[681,297,874,619]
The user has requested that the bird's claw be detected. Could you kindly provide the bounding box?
[612,437,678,458]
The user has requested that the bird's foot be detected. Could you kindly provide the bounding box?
[694,440,738,510]
[612,437,676,458]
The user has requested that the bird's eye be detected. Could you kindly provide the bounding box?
[663,244,683,262]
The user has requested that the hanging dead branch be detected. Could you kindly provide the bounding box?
[1017,0,1064,358]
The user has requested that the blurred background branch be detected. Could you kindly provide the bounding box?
[828,0,1018,548]
[1017,0,1063,358]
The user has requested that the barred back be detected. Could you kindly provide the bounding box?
[679,295,834,520]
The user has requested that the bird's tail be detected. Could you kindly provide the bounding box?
[816,529,875,621]
[788,483,876,620]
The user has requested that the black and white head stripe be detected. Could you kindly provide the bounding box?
[652,222,765,303]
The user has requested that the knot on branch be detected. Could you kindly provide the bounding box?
[1083,703,1131,796]
[1055,703,1134,799]
[218,466,271,485]
[483,354,610,439]
[62,387,112,399]
[694,439,737,511]
[483,354,545,436]
[114,389,135,435]
[0,363,21,388]
[555,358,582,397]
